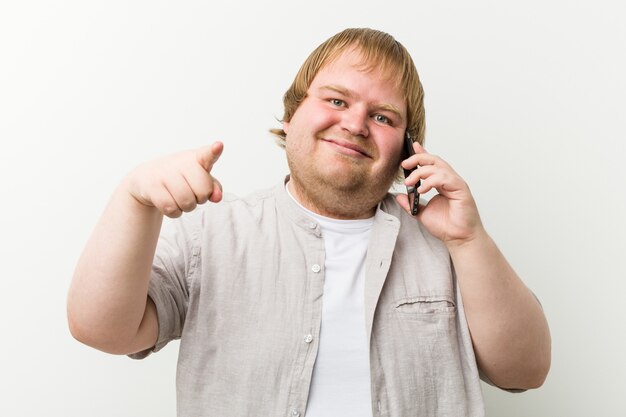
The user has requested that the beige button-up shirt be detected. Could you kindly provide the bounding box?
[132,180,485,417]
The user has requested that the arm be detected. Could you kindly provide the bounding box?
[397,142,551,390]
[67,142,224,355]
[446,231,551,389]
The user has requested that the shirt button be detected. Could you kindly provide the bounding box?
[308,222,317,229]
[311,264,321,273]
[304,334,313,343]
[291,410,301,417]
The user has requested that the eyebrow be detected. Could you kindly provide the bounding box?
[319,85,405,121]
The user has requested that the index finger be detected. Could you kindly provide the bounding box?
[411,141,428,155]
[402,141,429,167]
[402,145,448,170]
[196,141,224,172]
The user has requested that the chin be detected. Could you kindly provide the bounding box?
[318,161,369,186]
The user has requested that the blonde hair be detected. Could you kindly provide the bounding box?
[270,28,425,147]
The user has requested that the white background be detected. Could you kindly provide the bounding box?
[1,1,625,416]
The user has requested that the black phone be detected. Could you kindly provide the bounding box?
[402,132,420,215]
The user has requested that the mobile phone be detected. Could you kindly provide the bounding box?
[402,132,420,215]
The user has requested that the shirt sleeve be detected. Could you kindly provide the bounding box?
[128,213,201,359]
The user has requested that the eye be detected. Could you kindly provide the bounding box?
[329,98,346,107]
[373,114,391,125]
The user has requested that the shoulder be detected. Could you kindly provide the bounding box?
[380,192,449,255]
[158,183,282,238]
[190,183,282,227]
[220,184,282,210]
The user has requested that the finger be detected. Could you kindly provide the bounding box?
[404,164,437,187]
[416,176,437,195]
[401,153,438,171]
[184,170,223,204]
[196,141,224,172]
[395,193,426,217]
[208,177,223,203]
[409,153,445,168]
[150,185,183,218]
[418,172,467,196]
[412,141,428,155]
[163,173,199,213]
[395,193,411,214]
[183,164,218,205]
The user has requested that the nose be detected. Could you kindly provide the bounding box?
[341,106,369,138]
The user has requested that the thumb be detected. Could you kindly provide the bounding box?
[196,141,224,172]
[395,193,410,213]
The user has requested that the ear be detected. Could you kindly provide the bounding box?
[283,120,290,134]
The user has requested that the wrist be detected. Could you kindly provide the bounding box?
[444,225,490,251]
[118,176,162,217]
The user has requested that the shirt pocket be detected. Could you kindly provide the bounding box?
[393,295,457,317]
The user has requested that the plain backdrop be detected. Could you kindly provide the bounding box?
[1,1,625,416]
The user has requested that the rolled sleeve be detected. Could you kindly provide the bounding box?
[128,213,200,359]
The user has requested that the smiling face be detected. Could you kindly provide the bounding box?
[283,48,407,219]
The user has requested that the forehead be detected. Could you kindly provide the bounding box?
[311,49,406,112]
[314,47,401,86]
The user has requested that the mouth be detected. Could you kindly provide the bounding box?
[321,138,371,158]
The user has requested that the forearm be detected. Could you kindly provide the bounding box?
[67,178,163,353]
[447,230,551,389]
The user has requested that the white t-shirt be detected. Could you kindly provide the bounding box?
[287,186,374,417]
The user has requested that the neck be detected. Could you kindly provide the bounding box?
[286,177,381,220]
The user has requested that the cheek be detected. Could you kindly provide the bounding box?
[377,137,404,163]
[292,102,339,133]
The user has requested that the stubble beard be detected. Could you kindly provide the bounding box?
[286,148,399,219]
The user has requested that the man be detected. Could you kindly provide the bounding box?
[68,28,550,417]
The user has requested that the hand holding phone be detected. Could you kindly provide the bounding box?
[402,133,420,215]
